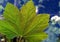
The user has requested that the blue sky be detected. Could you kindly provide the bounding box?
[0,0,59,15]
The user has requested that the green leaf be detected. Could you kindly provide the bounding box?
[3,3,20,34]
[26,39,42,42]
[24,14,49,35]
[23,14,49,41]
[0,20,18,39]
[0,0,50,42]
[3,3,19,23]
[25,32,48,40]
[19,1,36,35]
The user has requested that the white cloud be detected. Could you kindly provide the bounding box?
[38,4,45,8]
[36,6,38,13]
[0,15,4,20]
[0,0,4,3]
[59,1,60,7]
[39,0,43,3]
[0,5,4,12]
[51,15,60,22]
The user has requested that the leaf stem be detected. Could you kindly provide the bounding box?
[7,39,12,42]
[16,36,25,42]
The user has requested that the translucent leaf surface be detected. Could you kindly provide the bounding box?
[0,0,50,41]
[3,3,20,34]
[19,1,36,35]
[0,20,18,39]
[24,14,49,35]
[25,32,48,40]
